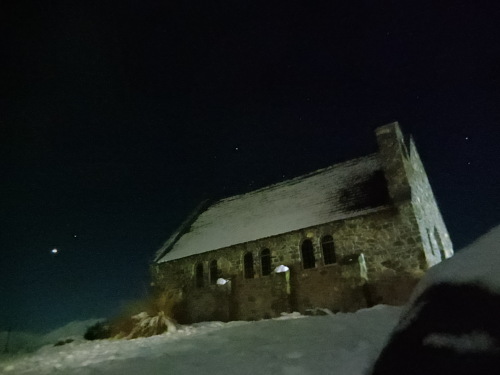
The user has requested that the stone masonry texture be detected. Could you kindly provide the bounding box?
[150,122,453,323]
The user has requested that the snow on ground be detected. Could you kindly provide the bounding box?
[0,305,401,375]
[0,319,102,354]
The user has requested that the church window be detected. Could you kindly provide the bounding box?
[322,235,337,265]
[195,263,204,288]
[244,252,254,278]
[434,228,446,260]
[209,260,218,284]
[301,239,315,269]
[426,229,436,256]
[261,249,272,276]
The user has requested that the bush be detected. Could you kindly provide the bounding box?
[110,311,177,339]
[54,338,74,346]
[127,311,177,339]
[83,294,179,340]
[84,322,112,341]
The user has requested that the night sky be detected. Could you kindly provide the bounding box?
[2,0,499,332]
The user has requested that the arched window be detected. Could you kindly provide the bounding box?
[426,229,436,256]
[244,252,254,278]
[322,235,337,265]
[195,263,204,288]
[261,249,271,276]
[209,260,218,284]
[301,239,315,269]
[434,228,446,260]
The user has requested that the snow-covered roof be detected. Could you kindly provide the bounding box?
[156,154,389,263]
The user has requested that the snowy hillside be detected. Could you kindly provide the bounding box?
[0,306,401,375]
[4,226,499,375]
[0,319,102,354]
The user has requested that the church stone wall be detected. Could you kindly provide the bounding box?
[406,138,453,266]
[375,122,453,269]
[151,205,426,323]
[150,122,452,323]
[231,273,290,321]
[289,262,368,313]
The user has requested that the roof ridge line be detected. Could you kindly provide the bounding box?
[218,153,380,203]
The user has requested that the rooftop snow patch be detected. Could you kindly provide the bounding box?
[156,154,390,263]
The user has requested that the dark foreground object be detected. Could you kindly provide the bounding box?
[372,283,500,375]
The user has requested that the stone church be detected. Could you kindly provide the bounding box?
[151,122,453,323]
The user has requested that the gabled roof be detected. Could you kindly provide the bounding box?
[156,153,390,263]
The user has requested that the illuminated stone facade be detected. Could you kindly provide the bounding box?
[151,122,453,323]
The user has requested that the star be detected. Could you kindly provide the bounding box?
[51,248,58,254]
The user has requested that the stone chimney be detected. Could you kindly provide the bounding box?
[375,122,412,204]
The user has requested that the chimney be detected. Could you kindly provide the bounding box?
[375,122,412,204]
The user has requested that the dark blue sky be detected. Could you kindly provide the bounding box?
[1,0,499,332]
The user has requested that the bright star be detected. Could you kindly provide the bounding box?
[51,248,58,254]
